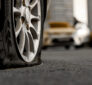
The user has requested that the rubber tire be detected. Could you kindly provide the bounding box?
[0,0,44,68]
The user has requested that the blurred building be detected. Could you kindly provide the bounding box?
[45,0,92,31]
[73,0,88,24]
[49,0,73,24]
[45,0,73,28]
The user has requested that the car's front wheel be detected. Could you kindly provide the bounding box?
[0,0,44,67]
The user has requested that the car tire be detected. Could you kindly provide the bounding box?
[0,0,44,68]
[64,45,70,50]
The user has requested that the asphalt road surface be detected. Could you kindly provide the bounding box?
[0,47,92,85]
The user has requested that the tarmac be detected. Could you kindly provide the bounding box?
[0,47,92,85]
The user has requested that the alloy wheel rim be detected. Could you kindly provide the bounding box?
[13,0,41,62]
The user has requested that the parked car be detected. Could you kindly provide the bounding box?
[89,32,92,47]
[72,18,90,48]
[0,0,48,67]
[43,22,75,49]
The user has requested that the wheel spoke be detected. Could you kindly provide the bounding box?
[29,23,38,39]
[13,7,21,15]
[26,32,34,53]
[19,29,25,54]
[31,14,40,21]
[23,0,30,6]
[15,19,23,37]
[30,0,39,9]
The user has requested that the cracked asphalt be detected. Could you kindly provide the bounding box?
[0,47,92,85]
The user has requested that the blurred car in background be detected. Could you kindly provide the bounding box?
[72,18,90,48]
[89,32,92,47]
[43,22,75,49]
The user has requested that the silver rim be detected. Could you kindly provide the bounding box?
[13,0,41,62]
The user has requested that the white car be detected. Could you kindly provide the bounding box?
[72,22,90,47]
